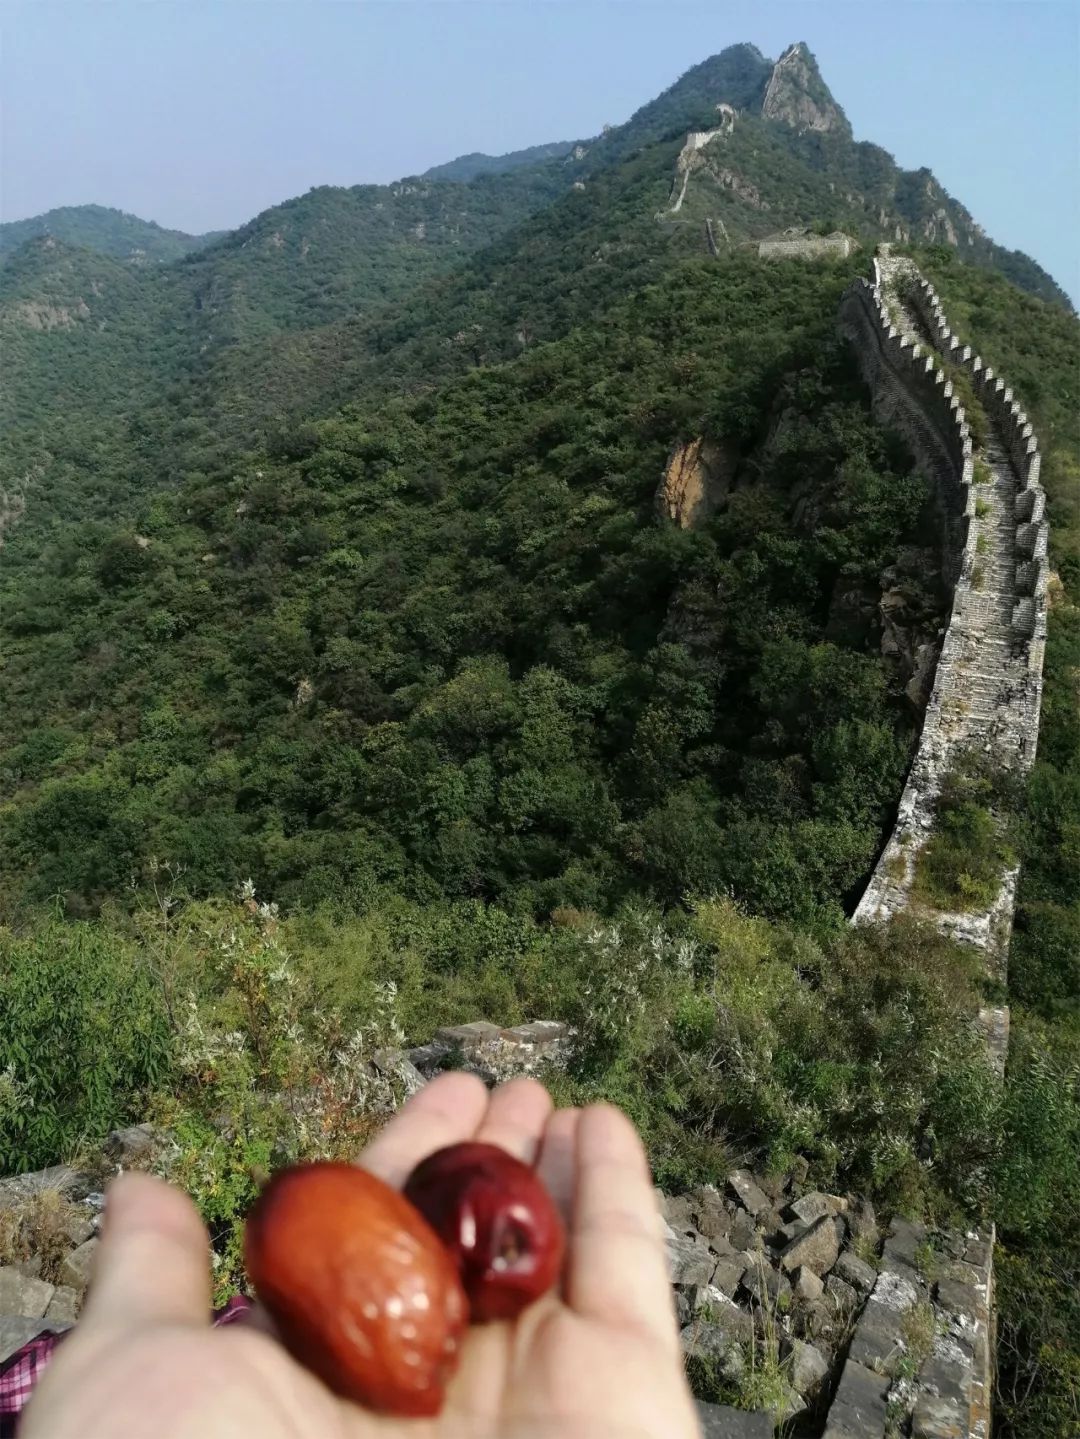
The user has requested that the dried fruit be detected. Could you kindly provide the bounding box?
[244,1161,467,1416]
[404,1141,565,1321]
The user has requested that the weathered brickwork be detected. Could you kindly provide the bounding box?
[838,255,1045,1013]
[832,249,1047,1437]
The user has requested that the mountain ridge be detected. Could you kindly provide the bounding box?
[0,203,223,266]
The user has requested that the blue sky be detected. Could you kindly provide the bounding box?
[2,0,1077,301]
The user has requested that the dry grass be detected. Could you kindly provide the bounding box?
[0,1189,83,1284]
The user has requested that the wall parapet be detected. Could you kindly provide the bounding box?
[839,254,1046,1067]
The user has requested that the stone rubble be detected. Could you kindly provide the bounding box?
[0,1026,996,1435]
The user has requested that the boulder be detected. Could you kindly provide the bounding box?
[0,1166,88,1209]
[781,1216,840,1276]
[786,1155,811,1189]
[787,1191,844,1226]
[843,1196,877,1246]
[690,1186,732,1244]
[661,1193,697,1231]
[727,1169,770,1217]
[104,1124,162,1166]
[0,1267,54,1319]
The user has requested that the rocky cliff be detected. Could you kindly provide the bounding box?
[761,43,852,139]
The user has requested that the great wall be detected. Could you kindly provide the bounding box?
[839,248,1047,1074]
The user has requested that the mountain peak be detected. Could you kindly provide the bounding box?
[761,41,851,138]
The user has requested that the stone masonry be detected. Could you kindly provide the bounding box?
[838,249,1046,1075]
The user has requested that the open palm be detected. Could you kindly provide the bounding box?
[23,1074,700,1439]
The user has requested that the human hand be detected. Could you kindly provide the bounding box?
[22,1074,700,1439]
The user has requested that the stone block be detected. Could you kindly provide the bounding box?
[59,1238,99,1294]
[822,1359,890,1438]
[934,1277,979,1325]
[0,1316,52,1364]
[689,1184,731,1243]
[710,1259,745,1299]
[44,1285,80,1325]
[0,1166,88,1210]
[664,1225,716,1287]
[881,1217,927,1271]
[793,1266,824,1301]
[826,1275,859,1312]
[694,1401,773,1439]
[729,1210,757,1251]
[847,1299,906,1373]
[0,1267,54,1319]
[740,1262,790,1308]
[844,1196,878,1245]
[787,1191,844,1225]
[834,1252,877,1294]
[782,1337,829,1396]
[727,1169,770,1217]
[781,1216,840,1276]
[369,1049,427,1101]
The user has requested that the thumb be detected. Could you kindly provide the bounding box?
[81,1171,213,1330]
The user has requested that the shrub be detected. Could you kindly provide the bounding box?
[913,759,1015,911]
[0,921,174,1171]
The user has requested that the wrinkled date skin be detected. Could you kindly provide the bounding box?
[404,1142,565,1322]
[244,1162,467,1416]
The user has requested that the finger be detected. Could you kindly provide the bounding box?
[565,1103,677,1351]
[473,1076,553,1164]
[81,1172,211,1329]
[535,1107,580,1224]
[358,1070,490,1188]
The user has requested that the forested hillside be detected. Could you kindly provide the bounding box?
[0,204,222,265]
[1,40,1077,1436]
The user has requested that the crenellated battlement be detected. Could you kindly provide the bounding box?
[839,252,1046,1042]
[832,250,1047,1439]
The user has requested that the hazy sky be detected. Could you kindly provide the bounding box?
[2,0,1078,301]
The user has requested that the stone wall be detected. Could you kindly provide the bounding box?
[907,276,1049,671]
[838,259,1045,1001]
[758,231,858,261]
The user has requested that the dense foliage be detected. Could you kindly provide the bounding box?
[0,204,221,266]
[1,255,936,928]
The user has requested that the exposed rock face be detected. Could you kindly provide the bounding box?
[12,298,90,330]
[761,42,852,137]
[656,437,734,529]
